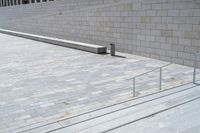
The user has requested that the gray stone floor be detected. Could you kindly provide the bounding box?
[52,83,200,133]
[0,33,196,132]
[108,96,200,133]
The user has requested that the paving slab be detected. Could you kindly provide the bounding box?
[51,84,200,133]
[0,33,197,132]
[108,94,200,133]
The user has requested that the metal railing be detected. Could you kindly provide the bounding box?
[132,63,171,97]
[131,52,200,97]
[193,53,200,85]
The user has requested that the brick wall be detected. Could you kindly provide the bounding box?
[0,0,200,66]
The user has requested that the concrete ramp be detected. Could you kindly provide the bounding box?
[0,29,107,54]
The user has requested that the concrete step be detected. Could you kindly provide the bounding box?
[0,29,107,54]
[53,84,200,133]
[19,83,198,133]
[109,99,200,133]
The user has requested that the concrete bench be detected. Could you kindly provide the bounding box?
[0,29,107,54]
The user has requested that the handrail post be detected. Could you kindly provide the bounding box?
[133,77,136,97]
[159,67,162,91]
[193,53,197,84]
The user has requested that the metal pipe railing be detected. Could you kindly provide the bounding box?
[132,63,171,97]
[159,67,162,91]
[132,51,200,97]
[133,77,136,97]
[193,53,200,84]
[193,53,197,84]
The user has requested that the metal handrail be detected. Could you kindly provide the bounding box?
[132,63,171,97]
[132,52,200,97]
[193,53,200,84]
[134,63,171,78]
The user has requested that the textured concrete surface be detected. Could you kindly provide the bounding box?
[108,93,200,133]
[0,33,196,132]
[0,29,107,54]
[0,0,199,66]
[51,84,200,133]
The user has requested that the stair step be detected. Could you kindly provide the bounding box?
[19,83,196,133]
[54,84,199,133]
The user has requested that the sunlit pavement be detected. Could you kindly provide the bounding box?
[0,33,196,132]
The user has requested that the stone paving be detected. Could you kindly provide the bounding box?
[0,33,197,132]
[109,97,200,133]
